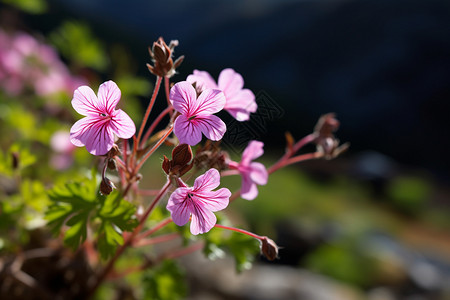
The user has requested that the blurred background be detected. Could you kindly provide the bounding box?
[1,0,450,299]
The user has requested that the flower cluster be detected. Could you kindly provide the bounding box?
[64,38,347,294]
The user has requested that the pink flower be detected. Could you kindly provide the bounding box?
[228,140,268,200]
[0,30,86,96]
[70,81,136,155]
[167,168,231,235]
[170,81,226,146]
[187,68,257,121]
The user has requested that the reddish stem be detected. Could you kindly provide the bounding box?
[134,232,179,247]
[164,76,172,112]
[268,152,323,174]
[137,217,173,240]
[135,127,173,172]
[214,224,263,240]
[220,169,240,177]
[140,106,173,148]
[137,189,161,196]
[136,76,162,147]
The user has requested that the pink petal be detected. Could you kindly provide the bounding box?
[110,109,136,139]
[242,140,264,166]
[193,88,226,116]
[250,162,268,185]
[224,89,257,121]
[194,188,230,212]
[193,168,221,192]
[167,188,191,226]
[186,70,218,92]
[72,86,102,116]
[218,68,244,96]
[170,81,198,115]
[97,80,121,115]
[240,174,259,200]
[70,116,114,155]
[195,115,226,141]
[190,205,217,235]
[70,117,94,147]
[173,114,203,146]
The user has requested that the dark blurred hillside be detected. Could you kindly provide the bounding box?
[38,0,450,177]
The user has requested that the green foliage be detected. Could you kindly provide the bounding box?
[46,171,137,258]
[50,21,108,71]
[1,0,47,14]
[97,194,138,259]
[305,240,376,287]
[141,259,187,300]
[203,225,260,273]
[386,176,430,215]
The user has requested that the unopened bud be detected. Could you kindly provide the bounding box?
[172,144,193,167]
[100,177,116,195]
[260,236,279,261]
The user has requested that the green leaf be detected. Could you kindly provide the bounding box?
[141,260,187,300]
[63,213,88,249]
[98,193,138,231]
[97,193,138,260]
[46,173,98,250]
[223,232,260,273]
[97,221,124,260]
[202,221,260,273]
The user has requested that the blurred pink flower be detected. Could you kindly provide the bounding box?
[167,168,231,235]
[170,81,226,146]
[228,140,268,200]
[50,130,76,170]
[187,68,257,121]
[0,29,85,96]
[70,81,136,155]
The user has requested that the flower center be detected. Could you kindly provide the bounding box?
[100,113,107,117]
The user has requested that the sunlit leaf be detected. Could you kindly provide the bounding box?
[141,260,187,300]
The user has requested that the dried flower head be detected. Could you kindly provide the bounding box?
[193,140,229,171]
[313,113,349,159]
[147,37,184,78]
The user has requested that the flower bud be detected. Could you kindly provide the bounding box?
[100,177,116,195]
[161,144,193,177]
[172,144,193,168]
[260,236,279,261]
[147,37,184,78]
